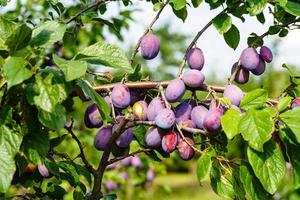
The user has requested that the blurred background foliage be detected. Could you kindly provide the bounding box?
[1,0,300,199]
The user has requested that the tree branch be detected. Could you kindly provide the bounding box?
[130,0,170,65]
[64,121,96,175]
[106,149,151,165]
[176,7,228,77]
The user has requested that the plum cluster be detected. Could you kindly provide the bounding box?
[231,46,273,83]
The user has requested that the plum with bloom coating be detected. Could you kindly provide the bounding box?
[94,125,112,151]
[162,131,178,153]
[240,48,260,70]
[147,97,165,121]
[111,84,131,108]
[84,103,102,128]
[187,47,205,70]
[177,138,195,161]
[260,46,273,63]
[155,108,176,129]
[182,69,205,88]
[223,84,244,106]
[140,33,160,59]
[165,78,186,103]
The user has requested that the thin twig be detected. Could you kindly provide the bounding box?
[106,149,151,165]
[64,120,96,174]
[159,84,171,109]
[130,0,170,65]
[176,7,228,77]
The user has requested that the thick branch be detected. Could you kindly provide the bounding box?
[176,8,228,77]
[130,0,170,65]
[64,122,96,175]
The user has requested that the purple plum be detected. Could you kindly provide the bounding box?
[162,131,178,153]
[119,172,128,181]
[121,156,132,167]
[111,84,131,108]
[155,108,176,129]
[231,62,250,84]
[177,138,195,161]
[165,78,186,103]
[94,125,112,151]
[146,170,155,182]
[140,33,160,60]
[191,105,208,129]
[292,97,300,108]
[203,109,222,132]
[240,47,260,70]
[105,181,119,191]
[259,46,273,63]
[145,127,163,148]
[115,127,133,148]
[223,84,244,106]
[147,97,165,121]
[38,164,51,178]
[131,157,142,169]
[182,69,205,88]
[84,103,103,128]
[175,101,193,123]
[187,47,205,70]
[250,57,266,75]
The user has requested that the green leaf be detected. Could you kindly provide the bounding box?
[280,107,300,143]
[59,161,80,186]
[153,2,163,11]
[76,79,112,124]
[28,72,67,112]
[210,165,235,199]
[246,0,267,16]
[240,161,269,200]
[38,104,66,130]
[247,32,264,47]
[284,1,300,16]
[0,0,11,6]
[280,128,300,188]
[196,150,213,184]
[247,140,286,194]
[213,13,232,34]
[0,125,23,193]
[53,54,87,82]
[221,108,242,140]
[75,41,132,73]
[239,109,274,152]
[192,0,203,7]
[276,0,287,7]
[31,20,66,47]
[223,24,240,50]
[3,57,33,89]
[5,23,32,54]
[240,89,268,110]
[277,96,292,112]
[0,17,16,49]
[171,6,188,22]
[170,0,186,10]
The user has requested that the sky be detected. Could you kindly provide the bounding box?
[2,0,300,80]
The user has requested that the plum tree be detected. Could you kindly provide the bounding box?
[165,78,186,102]
[161,131,178,153]
[240,47,260,70]
[260,46,273,63]
[223,84,244,106]
[144,127,163,148]
[94,125,113,151]
[177,138,195,161]
[111,84,131,108]
[155,108,176,129]
[147,97,166,121]
[186,47,205,70]
[182,69,205,88]
[140,33,160,59]
[84,103,103,128]
[191,105,208,129]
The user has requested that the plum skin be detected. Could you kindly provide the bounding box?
[94,125,113,151]
[223,84,244,106]
[165,78,186,103]
[260,46,273,63]
[250,57,266,76]
[155,108,176,129]
[203,109,222,132]
[231,62,249,84]
[182,69,205,88]
[191,105,208,129]
[177,138,195,161]
[140,33,160,60]
[144,127,163,148]
[147,97,165,121]
[84,103,103,128]
[162,131,178,153]
[187,47,205,70]
[240,47,260,70]
[111,84,131,108]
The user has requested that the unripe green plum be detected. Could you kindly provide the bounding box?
[182,69,205,88]
[165,78,186,103]
[187,47,205,70]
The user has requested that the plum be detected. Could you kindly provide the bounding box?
[231,62,250,84]
[223,84,244,106]
[132,100,148,121]
[250,57,265,76]
[111,144,130,157]
[147,97,165,121]
[146,170,155,182]
[182,69,205,88]
[162,131,178,153]
[191,105,208,129]
[240,47,260,70]
[179,119,196,137]
[105,181,119,191]
[111,84,131,108]
[131,157,142,169]
[84,103,103,128]
[175,101,193,123]
[292,97,300,108]
[187,47,205,70]
[203,109,222,132]
[144,127,163,148]
[140,33,160,60]
[177,138,195,161]
[155,108,176,129]
[209,99,226,114]
[121,156,132,167]
[260,46,273,63]
[119,172,128,181]
[38,164,51,178]
[115,127,133,148]
[94,125,112,151]
[165,78,186,103]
